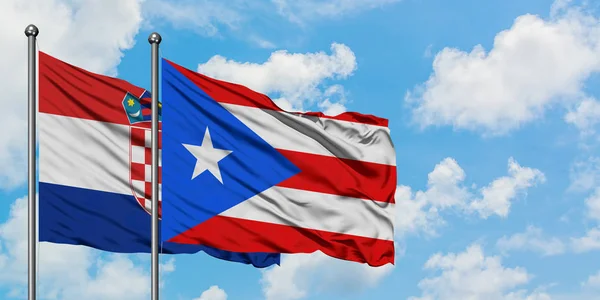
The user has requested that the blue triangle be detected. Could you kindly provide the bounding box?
[161,60,300,242]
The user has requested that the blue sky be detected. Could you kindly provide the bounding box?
[1,0,600,299]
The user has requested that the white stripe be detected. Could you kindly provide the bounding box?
[132,179,145,199]
[40,114,394,240]
[132,145,145,164]
[39,113,131,194]
[145,130,151,148]
[40,107,395,193]
[219,186,395,241]
[221,103,396,166]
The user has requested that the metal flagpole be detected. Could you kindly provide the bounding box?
[148,32,162,300]
[25,24,39,300]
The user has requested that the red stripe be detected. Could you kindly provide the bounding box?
[276,149,396,203]
[131,127,146,147]
[39,51,146,125]
[131,163,162,182]
[39,52,388,127]
[165,59,389,127]
[145,148,152,164]
[144,182,152,199]
[158,130,162,148]
[168,216,394,267]
[131,163,145,181]
[130,122,163,131]
[130,125,163,143]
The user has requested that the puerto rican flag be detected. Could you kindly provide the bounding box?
[37,51,279,268]
[161,59,396,266]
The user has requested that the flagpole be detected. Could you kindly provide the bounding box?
[25,24,39,300]
[149,32,162,300]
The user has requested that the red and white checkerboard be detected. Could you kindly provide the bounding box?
[129,126,162,217]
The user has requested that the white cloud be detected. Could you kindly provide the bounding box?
[410,244,549,300]
[565,97,600,136]
[260,252,394,300]
[197,43,356,112]
[272,0,400,24]
[75,255,150,300]
[194,285,228,300]
[406,2,600,135]
[468,158,546,218]
[582,270,600,289]
[571,228,600,253]
[0,197,175,299]
[395,157,545,237]
[0,0,145,189]
[248,35,277,49]
[143,0,243,37]
[496,226,566,256]
[570,188,600,253]
[394,158,469,237]
[585,188,600,221]
[539,270,600,299]
[159,257,176,274]
[316,85,349,115]
[569,156,600,192]
[142,0,399,46]
[504,290,553,300]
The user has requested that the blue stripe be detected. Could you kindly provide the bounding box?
[39,182,280,268]
[140,90,151,99]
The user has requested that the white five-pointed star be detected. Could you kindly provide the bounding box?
[182,127,232,184]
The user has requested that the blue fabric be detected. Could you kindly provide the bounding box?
[160,59,300,242]
[39,182,279,268]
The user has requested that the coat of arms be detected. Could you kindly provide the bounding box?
[122,91,162,218]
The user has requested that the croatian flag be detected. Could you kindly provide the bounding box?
[37,51,279,268]
[161,59,396,266]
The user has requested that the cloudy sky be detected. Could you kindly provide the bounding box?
[1,0,600,299]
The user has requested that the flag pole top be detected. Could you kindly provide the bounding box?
[24,24,39,37]
[148,32,162,44]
